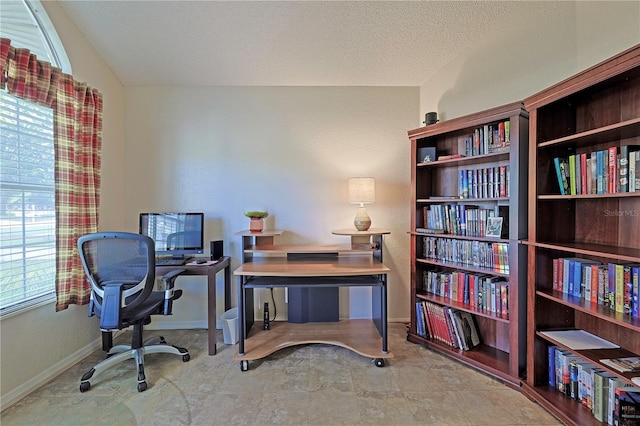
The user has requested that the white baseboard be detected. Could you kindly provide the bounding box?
[1,336,103,411]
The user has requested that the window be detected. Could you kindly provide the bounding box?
[1,0,71,314]
[0,92,56,312]
[0,0,72,74]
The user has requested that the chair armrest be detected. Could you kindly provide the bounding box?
[161,268,186,315]
[100,283,123,330]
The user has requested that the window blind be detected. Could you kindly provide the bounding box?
[0,91,56,311]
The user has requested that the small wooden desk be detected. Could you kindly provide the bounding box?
[233,246,392,371]
[155,256,232,355]
[100,257,231,355]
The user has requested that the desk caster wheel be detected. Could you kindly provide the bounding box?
[374,358,385,368]
[240,360,249,371]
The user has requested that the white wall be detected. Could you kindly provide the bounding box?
[0,1,126,408]
[419,1,640,121]
[123,86,417,327]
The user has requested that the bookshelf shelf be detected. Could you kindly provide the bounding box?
[521,383,604,426]
[537,117,640,149]
[524,44,640,425]
[417,292,511,323]
[536,289,640,332]
[407,101,529,385]
[417,151,511,167]
[524,240,640,263]
[416,257,510,278]
[416,197,511,203]
[538,191,640,200]
[414,232,509,243]
[410,333,515,386]
[536,332,640,380]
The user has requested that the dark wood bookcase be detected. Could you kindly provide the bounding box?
[406,102,529,387]
[522,44,640,425]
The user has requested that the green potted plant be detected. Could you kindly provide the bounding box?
[245,210,268,233]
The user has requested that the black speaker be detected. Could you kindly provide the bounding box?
[211,240,223,260]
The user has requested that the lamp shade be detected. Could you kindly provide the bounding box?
[348,177,375,205]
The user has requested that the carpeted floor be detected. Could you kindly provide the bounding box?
[1,322,560,425]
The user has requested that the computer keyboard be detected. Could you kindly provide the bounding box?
[155,257,191,266]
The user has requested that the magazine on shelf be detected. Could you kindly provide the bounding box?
[600,356,640,372]
[539,330,619,350]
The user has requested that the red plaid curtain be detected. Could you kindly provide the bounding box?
[1,38,103,311]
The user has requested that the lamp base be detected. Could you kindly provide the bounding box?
[353,206,371,231]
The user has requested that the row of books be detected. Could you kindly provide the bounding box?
[548,345,640,424]
[415,300,481,351]
[421,204,507,238]
[422,236,510,273]
[422,270,509,317]
[552,258,640,318]
[457,166,510,199]
[553,145,640,195]
[457,120,511,157]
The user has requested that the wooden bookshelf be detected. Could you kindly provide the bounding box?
[406,102,529,388]
[523,44,640,425]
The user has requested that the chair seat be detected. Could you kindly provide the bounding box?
[121,292,164,327]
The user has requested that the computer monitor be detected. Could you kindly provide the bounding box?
[139,212,204,259]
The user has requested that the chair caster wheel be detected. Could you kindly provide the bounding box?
[137,381,148,392]
[79,382,90,392]
[240,360,249,371]
[182,353,190,362]
[374,358,385,367]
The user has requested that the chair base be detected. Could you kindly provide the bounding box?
[80,338,190,393]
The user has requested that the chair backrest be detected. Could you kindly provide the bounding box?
[77,232,156,328]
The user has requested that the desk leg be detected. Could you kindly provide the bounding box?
[207,270,218,356]
[372,274,388,355]
[238,276,245,356]
[224,262,231,311]
[381,274,388,354]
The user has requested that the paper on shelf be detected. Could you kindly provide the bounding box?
[539,330,619,350]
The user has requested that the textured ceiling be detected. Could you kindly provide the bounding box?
[57,1,547,87]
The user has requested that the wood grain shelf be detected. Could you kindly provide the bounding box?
[407,100,528,384]
[524,44,640,424]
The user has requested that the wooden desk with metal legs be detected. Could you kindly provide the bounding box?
[102,256,232,356]
[233,252,392,371]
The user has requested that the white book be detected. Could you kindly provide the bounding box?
[607,377,627,425]
[631,150,637,192]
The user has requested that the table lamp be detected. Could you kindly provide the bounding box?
[348,177,375,231]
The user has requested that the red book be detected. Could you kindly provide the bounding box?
[457,272,465,303]
[500,283,509,319]
[553,258,560,291]
[608,146,617,193]
[421,302,434,341]
[499,166,507,197]
[426,302,444,344]
[591,264,600,304]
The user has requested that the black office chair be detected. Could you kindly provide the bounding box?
[77,232,190,392]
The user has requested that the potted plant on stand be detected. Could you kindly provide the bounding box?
[245,211,268,233]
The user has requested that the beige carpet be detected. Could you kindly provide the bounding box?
[1,322,560,425]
